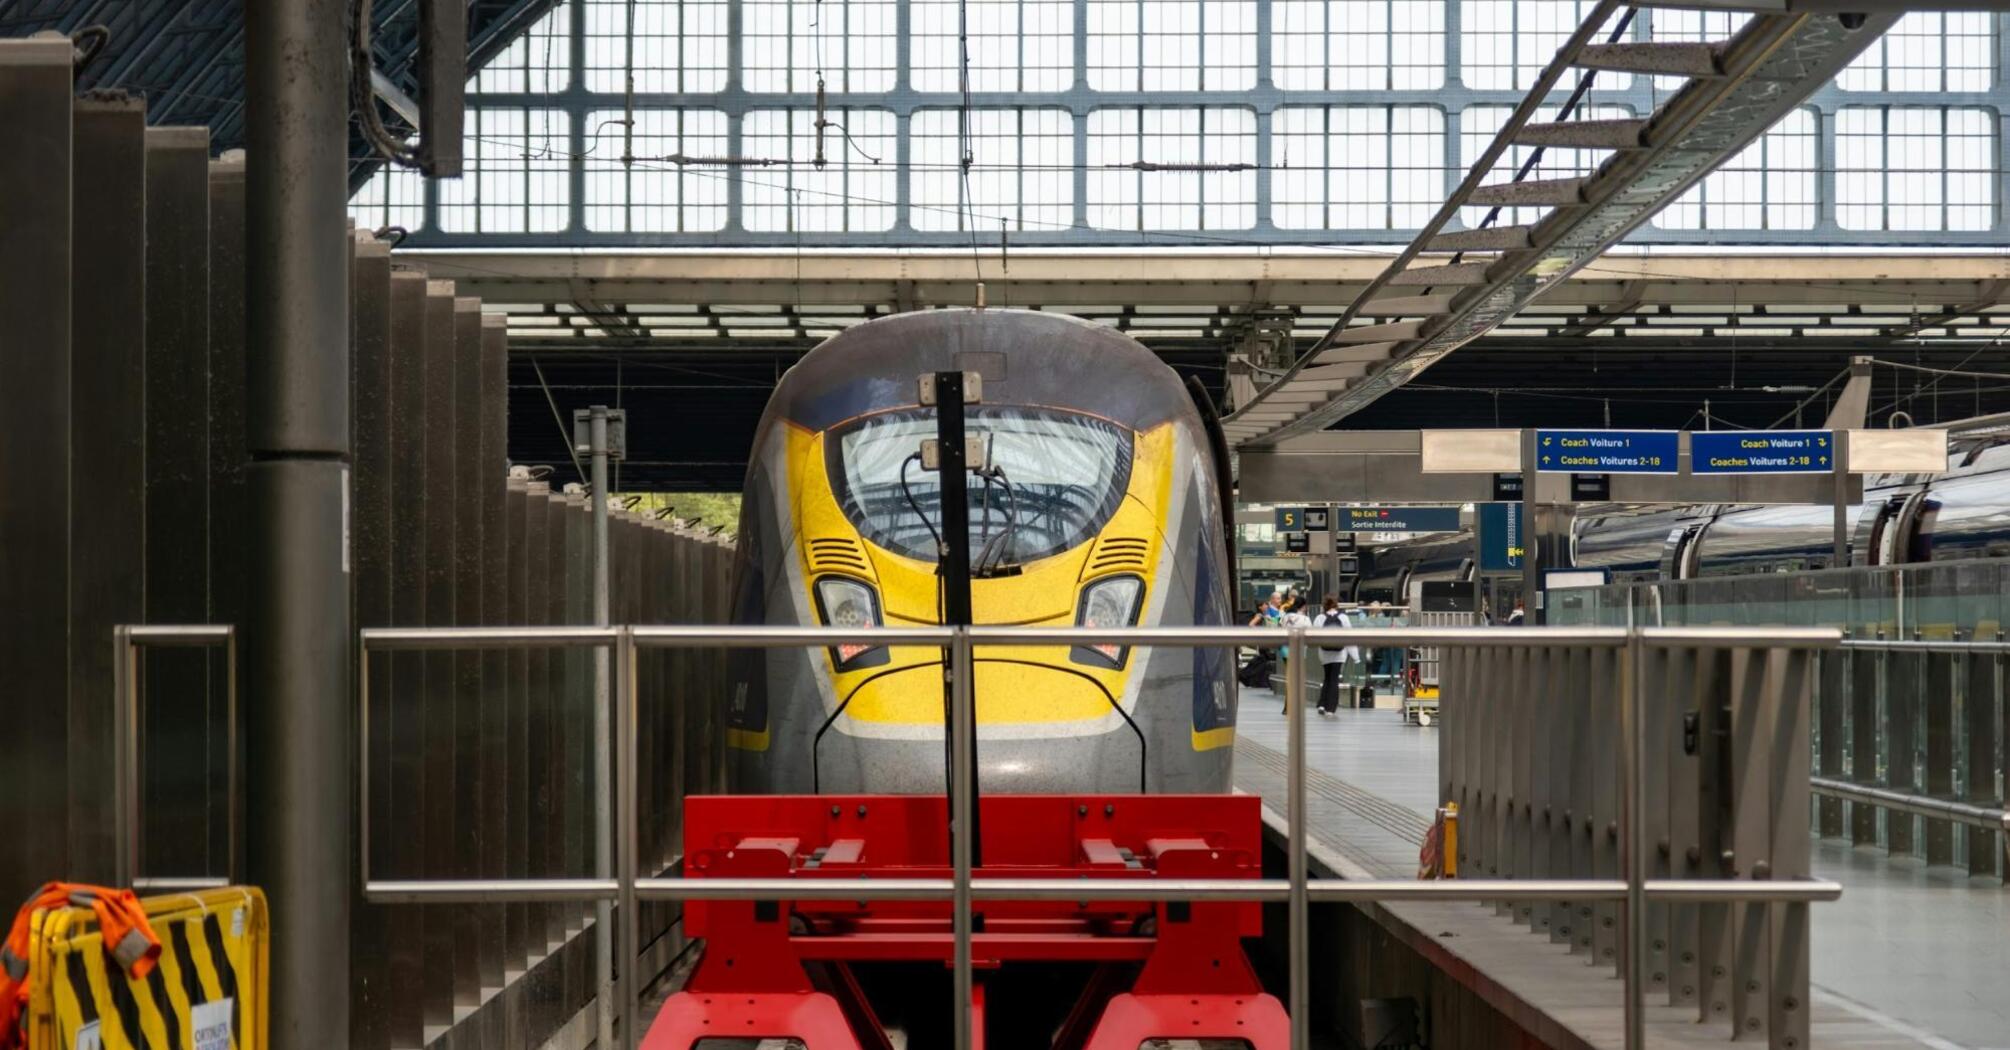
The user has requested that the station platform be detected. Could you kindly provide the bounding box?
[1229,689,2006,1050]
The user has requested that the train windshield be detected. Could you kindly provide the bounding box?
[828,406,1134,567]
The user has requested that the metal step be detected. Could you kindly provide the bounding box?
[1514,118,1648,150]
[1262,390,1331,403]
[1387,261,1492,287]
[1291,363,1369,388]
[1310,342,1398,365]
[1355,292,1459,316]
[1423,226,1532,253]
[1468,177,1588,207]
[1574,41,1722,78]
[1334,321,1425,344]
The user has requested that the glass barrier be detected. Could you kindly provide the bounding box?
[1550,560,2007,877]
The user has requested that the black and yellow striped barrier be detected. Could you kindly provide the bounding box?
[22,888,266,1050]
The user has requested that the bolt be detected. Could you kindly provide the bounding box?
[1681,951,1695,963]
[857,804,868,818]
[1607,821,1619,842]
[1657,839,1670,859]
[1105,803,1116,817]
[1077,804,1088,817]
[1747,980,1761,994]
[830,805,841,818]
[1712,965,1727,978]
[1686,845,1701,865]
[1746,1018,1762,1032]
[1783,996,1799,1011]
[1653,939,1665,951]
[1752,860,1772,879]
[1682,985,1695,997]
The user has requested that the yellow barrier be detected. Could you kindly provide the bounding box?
[23,887,266,1050]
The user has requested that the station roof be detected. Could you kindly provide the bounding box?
[0,0,556,184]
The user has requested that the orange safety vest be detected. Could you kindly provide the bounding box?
[0,883,162,1048]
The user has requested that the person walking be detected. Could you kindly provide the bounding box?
[1280,600,1314,709]
[1313,596,1361,716]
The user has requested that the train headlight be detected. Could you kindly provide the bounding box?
[813,576,888,670]
[1072,575,1144,669]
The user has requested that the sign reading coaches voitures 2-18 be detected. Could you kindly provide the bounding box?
[1691,430,1834,474]
[1535,430,1679,474]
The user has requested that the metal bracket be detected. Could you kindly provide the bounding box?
[920,435,990,472]
[919,371,983,406]
[572,407,628,461]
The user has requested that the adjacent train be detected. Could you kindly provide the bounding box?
[1356,435,2010,602]
[727,308,1239,797]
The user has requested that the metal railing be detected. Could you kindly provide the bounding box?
[357,623,1844,1050]
[1818,634,2009,877]
[111,624,237,892]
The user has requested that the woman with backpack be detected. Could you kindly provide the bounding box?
[1313,596,1363,715]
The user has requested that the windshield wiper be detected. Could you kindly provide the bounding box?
[973,465,1022,577]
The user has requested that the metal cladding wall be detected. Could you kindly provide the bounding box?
[0,37,75,905]
[140,123,214,888]
[67,92,148,886]
[0,44,735,1047]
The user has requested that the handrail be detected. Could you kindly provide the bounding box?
[1839,637,2010,655]
[356,623,1843,1050]
[113,624,238,891]
[369,875,1842,906]
[1810,777,2009,833]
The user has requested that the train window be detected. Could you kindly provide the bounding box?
[827,407,1134,566]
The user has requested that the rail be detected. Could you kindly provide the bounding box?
[112,624,237,892]
[1818,633,2009,877]
[355,623,1841,1050]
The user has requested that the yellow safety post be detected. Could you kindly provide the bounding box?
[24,887,267,1050]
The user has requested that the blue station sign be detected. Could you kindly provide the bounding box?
[1476,502,1524,572]
[1341,506,1464,534]
[1691,430,1834,474]
[1535,429,1679,474]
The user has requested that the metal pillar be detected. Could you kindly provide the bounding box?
[243,0,352,1042]
[1832,435,1852,567]
[1287,628,1308,1050]
[593,411,614,1050]
[1828,356,1871,564]
[576,405,624,1048]
[1521,431,1541,624]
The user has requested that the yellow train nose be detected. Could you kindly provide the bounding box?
[837,653,1126,729]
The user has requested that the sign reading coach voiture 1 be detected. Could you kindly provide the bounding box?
[1691,430,1835,474]
[1535,430,1679,473]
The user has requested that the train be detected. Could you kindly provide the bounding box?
[1351,435,2010,605]
[726,307,1240,797]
